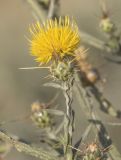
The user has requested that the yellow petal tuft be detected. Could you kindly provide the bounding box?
[29,16,80,64]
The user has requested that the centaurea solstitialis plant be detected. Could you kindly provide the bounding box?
[27,16,108,160]
[29,16,80,160]
[0,14,118,160]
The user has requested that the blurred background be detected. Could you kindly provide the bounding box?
[0,0,121,159]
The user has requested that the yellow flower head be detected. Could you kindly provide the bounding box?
[29,16,80,64]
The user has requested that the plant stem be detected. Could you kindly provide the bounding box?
[0,131,58,160]
[48,0,55,18]
[62,78,74,160]
[73,73,121,160]
[26,0,46,21]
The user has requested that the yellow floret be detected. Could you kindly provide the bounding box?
[29,16,80,64]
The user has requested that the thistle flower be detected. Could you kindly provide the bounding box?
[29,16,80,64]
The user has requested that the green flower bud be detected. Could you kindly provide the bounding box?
[31,110,53,129]
[100,18,115,34]
[51,61,74,81]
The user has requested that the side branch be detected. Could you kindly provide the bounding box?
[26,0,46,21]
[73,74,121,160]
[80,31,110,52]
[0,131,58,160]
